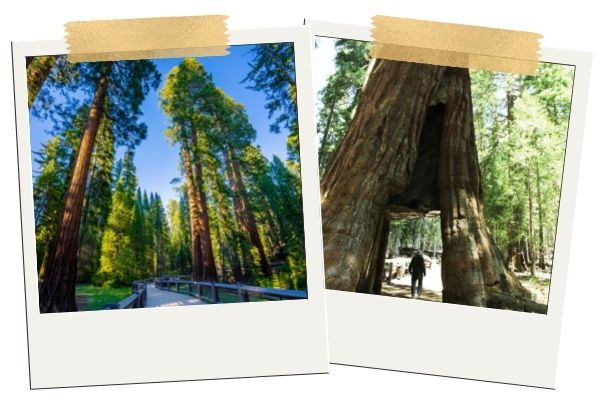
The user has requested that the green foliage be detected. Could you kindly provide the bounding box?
[472,64,574,266]
[317,39,371,174]
[77,115,115,283]
[33,53,308,300]
[96,151,138,286]
[387,217,442,256]
[33,106,90,276]
[75,284,132,311]
[243,43,300,165]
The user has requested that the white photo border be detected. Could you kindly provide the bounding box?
[306,19,591,389]
[13,26,329,389]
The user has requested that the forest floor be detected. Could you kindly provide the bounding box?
[75,285,132,311]
[380,256,443,302]
[515,270,552,305]
[379,256,552,306]
[146,283,205,307]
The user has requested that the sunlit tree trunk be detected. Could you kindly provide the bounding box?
[232,150,271,276]
[189,129,217,281]
[527,169,537,276]
[318,86,339,171]
[438,67,531,309]
[181,135,203,281]
[535,163,545,271]
[39,62,112,313]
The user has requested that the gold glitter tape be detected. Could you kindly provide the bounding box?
[65,15,229,63]
[371,16,542,75]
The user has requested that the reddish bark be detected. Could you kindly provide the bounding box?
[39,62,112,313]
[189,129,217,281]
[181,135,204,282]
[224,148,271,276]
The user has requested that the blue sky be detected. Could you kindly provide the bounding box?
[29,44,291,204]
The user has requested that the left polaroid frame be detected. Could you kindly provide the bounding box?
[13,26,329,389]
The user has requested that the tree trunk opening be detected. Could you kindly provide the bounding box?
[321,60,538,311]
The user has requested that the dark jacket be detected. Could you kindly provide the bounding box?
[408,254,426,278]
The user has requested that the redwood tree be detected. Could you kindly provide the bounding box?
[437,68,531,309]
[321,60,445,293]
[321,59,535,310]
[39,60,160,313]
[160,58,218,281]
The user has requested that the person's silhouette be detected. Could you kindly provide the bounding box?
[408,251,426,298]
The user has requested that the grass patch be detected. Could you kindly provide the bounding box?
[76,285,132,311]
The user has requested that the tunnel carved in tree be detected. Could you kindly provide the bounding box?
[321,59,545,312]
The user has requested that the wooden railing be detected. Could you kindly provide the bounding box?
[104,280,148,310]
[155,276,307,304]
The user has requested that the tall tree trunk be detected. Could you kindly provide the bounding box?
[39,62,112,313]
[535,163,545,271]
[438,67,530,309]
[232,150,271,276]
[224,149,254,278]
[357,214,390,294]
[189,129,217,281]
[212,167,244,282]
[318,88,339,171]
[27,56,57,107]
[321,60,446,291]
[527,168,537,276]
[181,135,203,281]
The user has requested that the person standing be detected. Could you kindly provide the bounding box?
[408,251,426,298]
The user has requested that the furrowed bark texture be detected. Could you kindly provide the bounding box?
[190,129,217,281]
[39,62,112,313]
[181,135,204,282]
[321,60,446,291]
[438,67,531,309]
[321,60,536,311]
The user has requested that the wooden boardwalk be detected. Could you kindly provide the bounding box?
[145,283,205,307]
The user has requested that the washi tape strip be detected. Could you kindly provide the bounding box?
[65,15,229,63]
[371,16,542,75]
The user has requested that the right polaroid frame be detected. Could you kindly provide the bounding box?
[307,19,591,388]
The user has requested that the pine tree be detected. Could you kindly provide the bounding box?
[96,151,138,287]
[77,114,115,283]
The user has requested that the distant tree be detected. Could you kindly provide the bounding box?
[317,39,371,173]
[77,115,115,283]
[96,151,137,286]
[161,58,218,281]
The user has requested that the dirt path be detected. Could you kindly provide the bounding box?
[381,257,443,302]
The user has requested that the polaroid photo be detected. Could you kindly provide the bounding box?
[307,19,591,388]
[13,25,328,389]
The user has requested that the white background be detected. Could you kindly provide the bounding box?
[1,0,598,398]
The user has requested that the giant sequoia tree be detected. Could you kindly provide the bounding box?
[39,60,160,312]
[161,59,218,282]
[321,59,536,310]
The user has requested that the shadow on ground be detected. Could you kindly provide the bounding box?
[380,282,442,302]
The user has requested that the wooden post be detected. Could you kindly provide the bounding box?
[211,283,219,303]
[237,283,250,302]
